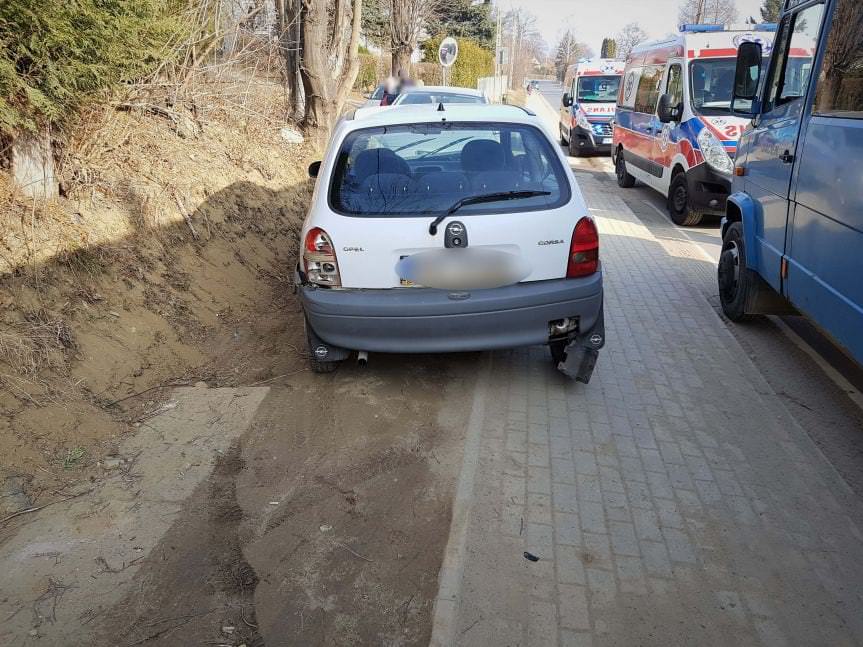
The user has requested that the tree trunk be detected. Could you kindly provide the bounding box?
[11,130,58,200]
[299,0,362,136]
[275,0,304,120]
[391,44,412,77]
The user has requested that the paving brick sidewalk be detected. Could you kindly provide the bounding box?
[431,170,863,646]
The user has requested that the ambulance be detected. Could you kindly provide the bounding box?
[611,24,777,225]
[559,58,626,156]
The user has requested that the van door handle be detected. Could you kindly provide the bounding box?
[780,151,795,164]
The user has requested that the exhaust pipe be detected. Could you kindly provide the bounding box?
[357,350,368,367]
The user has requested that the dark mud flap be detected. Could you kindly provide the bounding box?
[305,318,350,362]
[557,304,604,384]
[558,344,599,383]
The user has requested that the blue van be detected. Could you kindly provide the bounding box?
[719,0,863,366]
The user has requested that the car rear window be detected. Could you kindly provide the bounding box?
[329,122,571,217]
[399,92,485,105]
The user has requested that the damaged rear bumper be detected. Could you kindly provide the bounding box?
[557,304,605,383]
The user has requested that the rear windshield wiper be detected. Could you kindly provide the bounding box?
[428,190,551,235]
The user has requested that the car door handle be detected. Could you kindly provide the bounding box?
[780,150,795,164]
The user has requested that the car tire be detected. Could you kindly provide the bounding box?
[568,136,582,157]
[668,173,703,226]
[615,151,636,188]
[718,221,755,322]
[550,340,567,365]
[305,319,341,374]
[559,124,568,146]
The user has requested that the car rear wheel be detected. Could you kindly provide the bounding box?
[549,340,568,365]
[668,173,703,226]
[305,318,341,373]
[615,151,636,188]
[718,222,755,322]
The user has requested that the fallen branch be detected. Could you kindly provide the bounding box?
[103,380,197,408]
[0,488,94,527]
[333,541,374,563]
[173,192,199,240]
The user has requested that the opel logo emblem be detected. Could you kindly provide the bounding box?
[447,222,464,235]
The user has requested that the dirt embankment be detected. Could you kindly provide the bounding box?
[0,79,317,513]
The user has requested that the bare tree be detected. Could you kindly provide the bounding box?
[679,0,738,25]
[390,0,442,75]
[615,22,648,60]
[274,0,304,120]
[298,0,363,133]
[555,30,590,80]
[503,8,542,88]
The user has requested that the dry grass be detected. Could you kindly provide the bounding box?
[0,313,73,377]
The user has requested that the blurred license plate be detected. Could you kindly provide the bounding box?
[602,137,612,144]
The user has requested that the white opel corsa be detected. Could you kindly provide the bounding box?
[296,104,605,381]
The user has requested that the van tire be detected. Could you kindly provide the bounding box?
[668,173,703,226]
[559,124,568,146]
[615,151,636,188]
[718,222,755,322]
[568,137,582,157]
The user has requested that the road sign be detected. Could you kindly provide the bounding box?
[439,37,458,68]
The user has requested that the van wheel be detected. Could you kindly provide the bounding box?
[559,124,568,146]
[615,151,636,188]
[718,222,755,322]
[568,137,582,157]
[668,174,703,226]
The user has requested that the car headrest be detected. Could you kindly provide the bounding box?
[461,139,506,172]
[351,148,411,183]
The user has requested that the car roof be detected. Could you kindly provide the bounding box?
[399,85,484,96]
[345,104,539,129]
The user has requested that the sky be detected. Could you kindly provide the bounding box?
[499,0,767,56]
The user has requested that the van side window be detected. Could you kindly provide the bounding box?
[667,64,683,106]
[813,0,863,118]
[767,3,826,109]
[634,65,663,114]
[619,68,642,109]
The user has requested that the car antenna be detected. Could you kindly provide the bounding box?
[437,102,445,112]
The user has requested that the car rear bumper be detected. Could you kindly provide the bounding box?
[300,273,604,354]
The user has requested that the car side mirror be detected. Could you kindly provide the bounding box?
[657,93,682,123]
[562,93,573,107]
[732,41,763,116]
[308,160,321,178]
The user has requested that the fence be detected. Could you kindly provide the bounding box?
[477,75,508,103]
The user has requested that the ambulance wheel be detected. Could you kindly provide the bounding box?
[668,173,703,226]
[615,151,636,188]
[568,137,582,157]
[718,222,755,322]
[559,125,568,146]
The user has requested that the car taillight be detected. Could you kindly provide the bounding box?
[303,227,341,287]
[567,217,599,278]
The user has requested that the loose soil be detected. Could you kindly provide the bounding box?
[0,73,475,645]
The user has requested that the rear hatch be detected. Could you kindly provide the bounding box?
[317,120,586,289]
